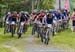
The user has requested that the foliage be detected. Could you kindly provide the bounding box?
[41,0,55,10]
[0,0,55,12]
[0,0,7,17]
[70,0,75,9]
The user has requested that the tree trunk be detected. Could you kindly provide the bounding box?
[59,0,61,10]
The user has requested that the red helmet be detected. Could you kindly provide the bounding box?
[39,13,45,17]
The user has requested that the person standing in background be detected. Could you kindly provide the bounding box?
[71,8,75,32]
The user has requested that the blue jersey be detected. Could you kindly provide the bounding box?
[11,17,16,22]
[63,10,68,17]
[8,16,16,23]
[46,15,54,24]
[8,16,12,22]
[54,12,62,20]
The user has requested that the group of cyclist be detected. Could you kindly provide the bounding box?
[31,9,70,44]
[4,11,29,38]
[4,8,75,45]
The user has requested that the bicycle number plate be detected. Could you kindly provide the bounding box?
[21,22,24,26]
[11,21,15,25]
[47,24,52,28]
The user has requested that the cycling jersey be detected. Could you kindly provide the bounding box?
[46,16,54,24]
[37,17,43,23]
[20,14,28,22]
[24,14,29,21]
[63,10,67,17]
[54,12,62,20]
[36,13,45,23]
[11,17,16,23]
[6,15,16,24]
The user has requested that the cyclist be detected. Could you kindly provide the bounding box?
[31,11,39,35]
[41,11,55,45]
[10,12,17,34]
[4,12,12,33]
[62,9,69,29]
[45,11,56,36]
[53,9,62,32]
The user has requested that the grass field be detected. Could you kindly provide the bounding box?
[50,29,75,50]
[0,27,32,52]
[0,26,75,52]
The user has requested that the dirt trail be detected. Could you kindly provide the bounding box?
[24,35,73,52]
[4,45,21,52]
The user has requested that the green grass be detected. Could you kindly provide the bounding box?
[0,27,32,52]
[0,26,75,52]
[50,29,75,50]
[0,47,13,52]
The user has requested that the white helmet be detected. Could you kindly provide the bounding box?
[7,12,11,15]
[24,11,28,14]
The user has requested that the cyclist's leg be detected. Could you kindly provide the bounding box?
[52,23,56,36]
[32,23,36,35]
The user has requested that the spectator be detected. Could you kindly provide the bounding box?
[71,8,75,32]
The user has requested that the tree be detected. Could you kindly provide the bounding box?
[41,0,55,10]
[0,0,7,17]
[0,0,32,12]
[0,0,55,12]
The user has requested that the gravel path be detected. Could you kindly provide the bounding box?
[24,35,72,52]
[4,45,21,52]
